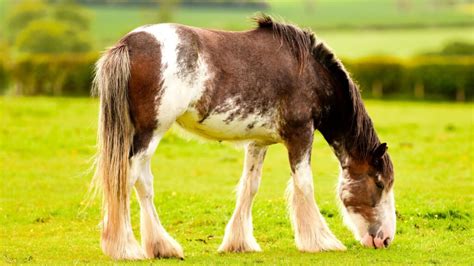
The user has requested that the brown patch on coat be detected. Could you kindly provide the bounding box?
[124,31,163,155]
[187,25,298,127]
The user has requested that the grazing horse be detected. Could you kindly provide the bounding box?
[92,15,395,260]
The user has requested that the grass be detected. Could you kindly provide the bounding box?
[0,97,473,264]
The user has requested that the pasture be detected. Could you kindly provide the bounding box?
[0,97,472,264]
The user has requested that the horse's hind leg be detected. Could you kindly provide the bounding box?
[284,124,346,252]
[218,142,267,253]
[131,132,184,259]
[128,89,185,259]
[126,28,199,258]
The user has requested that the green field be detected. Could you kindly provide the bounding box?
[0,97,472,264]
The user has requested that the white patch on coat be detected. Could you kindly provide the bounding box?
[176,98,280,143]
[131,24,210,133]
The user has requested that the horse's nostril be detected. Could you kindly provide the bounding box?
[377,231,384,239]
[383,237,391,247]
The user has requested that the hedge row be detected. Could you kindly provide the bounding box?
[8,53,98,96]
[0,54,472,101]
[0,49,10,93]
[346,56,474,101]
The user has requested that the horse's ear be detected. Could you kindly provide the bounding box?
[373,143,388,159]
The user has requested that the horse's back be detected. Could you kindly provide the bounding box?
[124,23,303,144]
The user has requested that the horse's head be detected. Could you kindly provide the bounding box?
[338,143,395,249]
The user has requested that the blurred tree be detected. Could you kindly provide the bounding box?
[6,0,94,95]
[439,41,474,56]
[7,0,93,54]
[53,1,91,31]
[16,20,91,53]
[0,42,11,93]
[420,41,474,56]
[6,0,48,43]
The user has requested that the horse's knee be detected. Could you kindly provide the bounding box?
[133,165,154,199]
[292,163,314,197]
[293,179,313,197]
[131,159,155,200]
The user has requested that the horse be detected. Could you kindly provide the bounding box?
[91,15,396,260]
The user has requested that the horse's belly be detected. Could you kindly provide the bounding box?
[175,109,280,143]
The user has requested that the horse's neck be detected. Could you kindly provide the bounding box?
[318,95,379,162]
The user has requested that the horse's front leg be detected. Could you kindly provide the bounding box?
[218,142,268,253]
[285,124,346,252]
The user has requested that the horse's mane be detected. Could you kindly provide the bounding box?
[255,14,380,158]
[255,15,315,73]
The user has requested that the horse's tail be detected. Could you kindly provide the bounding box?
[91,42,134,256]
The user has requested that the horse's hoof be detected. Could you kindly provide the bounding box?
[102,239,146,260]
[297,235,347,252]
[144,238,184,259]
[218,239,262,253]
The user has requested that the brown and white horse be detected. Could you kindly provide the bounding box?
[91,15,395,260]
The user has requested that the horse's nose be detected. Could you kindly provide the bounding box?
[373,233,391,248]
[365,224,394,249]
[361,231,392,249]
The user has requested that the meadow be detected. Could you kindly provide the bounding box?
[0,97,472,264]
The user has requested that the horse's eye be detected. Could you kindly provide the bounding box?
[373,158,381,167]
[375,180,385,190]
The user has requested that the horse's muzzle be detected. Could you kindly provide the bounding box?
[360,229,393,249]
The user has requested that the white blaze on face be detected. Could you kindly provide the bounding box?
[378,189,396,241]
[337,173,368,240]
[338,172,396,245]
